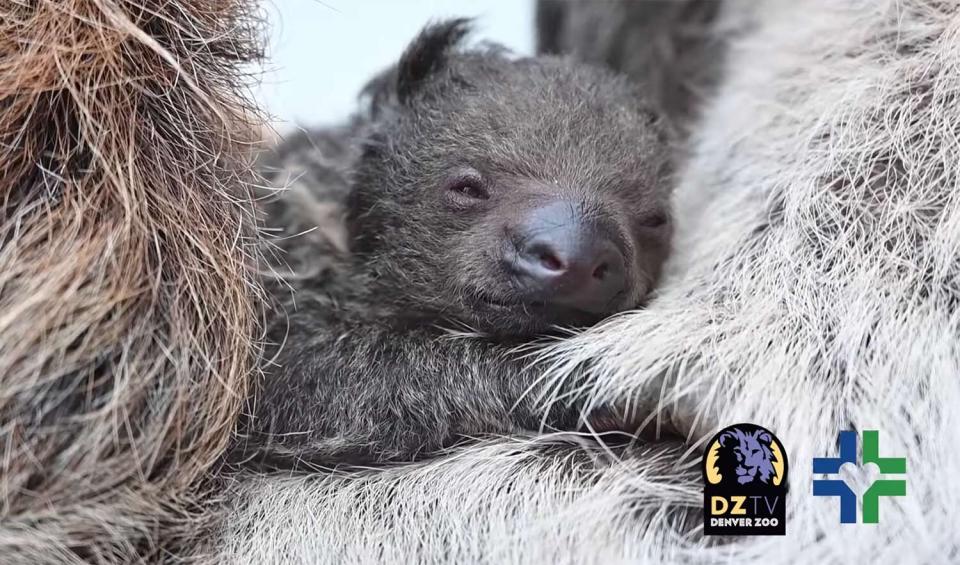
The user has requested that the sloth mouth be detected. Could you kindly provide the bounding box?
[474,291,545,309]
[469,289,607,329]
[473,289,628,316]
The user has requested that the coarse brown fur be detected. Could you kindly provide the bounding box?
[0,0,264,562]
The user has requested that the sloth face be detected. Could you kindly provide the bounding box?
[348,20,672,336]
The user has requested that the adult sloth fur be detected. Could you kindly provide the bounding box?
[206,0,960,563]
[0,0,263,562]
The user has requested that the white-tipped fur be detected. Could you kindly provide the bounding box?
[204,1,960,562]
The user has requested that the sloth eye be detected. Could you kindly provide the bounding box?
[444,170,489,202]
[451,181,488,200]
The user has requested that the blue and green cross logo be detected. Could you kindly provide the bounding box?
[812,430,906,524]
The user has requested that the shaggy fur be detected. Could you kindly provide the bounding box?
[234,20,674,466]
[0,0,263,562]
[201,0,960,563]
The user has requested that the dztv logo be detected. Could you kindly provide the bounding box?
[702,424,788,535]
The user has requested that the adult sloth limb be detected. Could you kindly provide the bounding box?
[213,439,700,563]
[539,0,960,562]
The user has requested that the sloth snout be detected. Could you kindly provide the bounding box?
[505,201,628,314]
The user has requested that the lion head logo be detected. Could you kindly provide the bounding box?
[705,426,785,487]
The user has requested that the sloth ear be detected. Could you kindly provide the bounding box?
[396,18,472,104]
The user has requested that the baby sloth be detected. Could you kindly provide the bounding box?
[240,19,672,466]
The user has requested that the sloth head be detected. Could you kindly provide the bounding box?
[348,19,673,337]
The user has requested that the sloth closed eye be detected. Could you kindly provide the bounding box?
[444,170,489,202]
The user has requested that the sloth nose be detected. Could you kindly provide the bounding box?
[507,202,627,313]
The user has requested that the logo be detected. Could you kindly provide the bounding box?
[812,430,906,524]
[702,424,788,535]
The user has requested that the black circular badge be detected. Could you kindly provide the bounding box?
[702,423,788,535]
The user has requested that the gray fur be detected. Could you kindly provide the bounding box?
[233,20,673,466]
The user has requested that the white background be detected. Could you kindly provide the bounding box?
[257,0,535,128]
